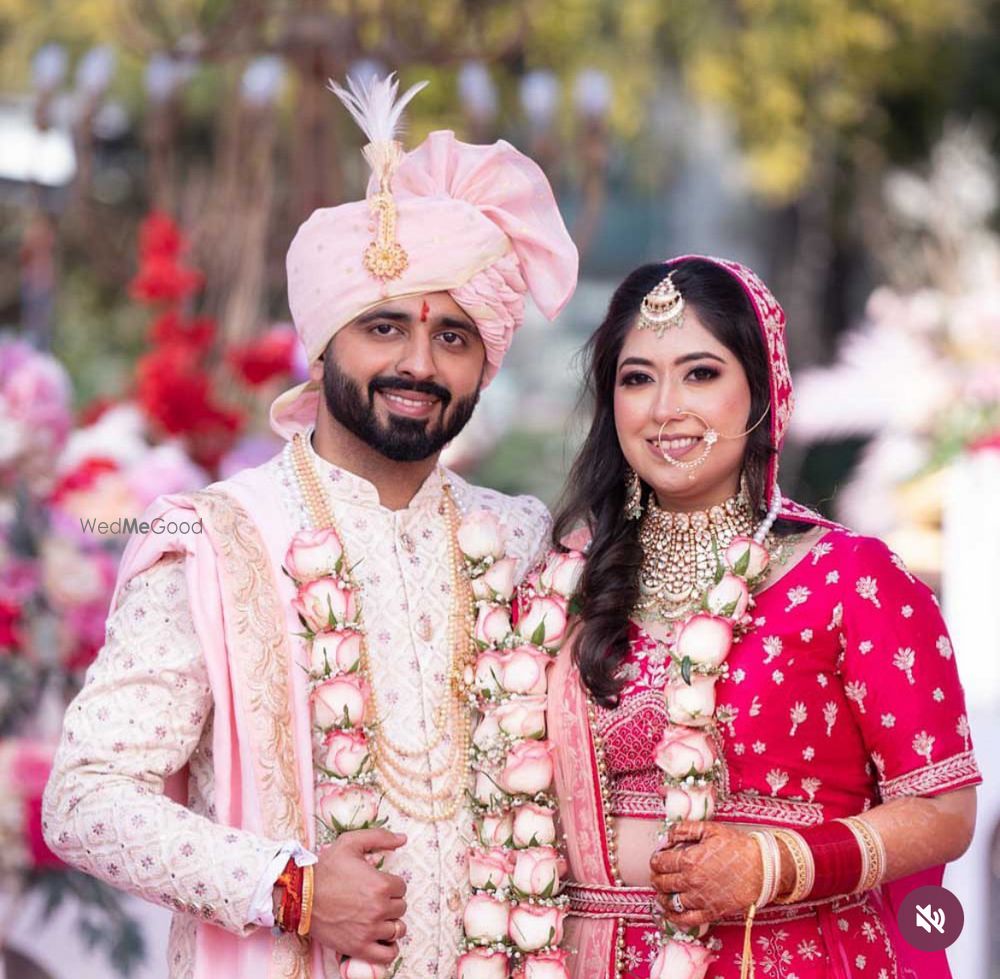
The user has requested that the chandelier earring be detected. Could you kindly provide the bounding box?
[624,466,643,520]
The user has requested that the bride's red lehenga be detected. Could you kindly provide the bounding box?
[551,523,980,979]
[546,256,981,979]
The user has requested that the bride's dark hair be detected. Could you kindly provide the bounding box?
[552,257,784,707]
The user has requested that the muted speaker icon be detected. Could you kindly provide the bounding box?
[915,904,946,935]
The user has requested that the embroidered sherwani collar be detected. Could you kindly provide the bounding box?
[301,426,447,512]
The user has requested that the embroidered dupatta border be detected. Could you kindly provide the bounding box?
[193,488,310,979]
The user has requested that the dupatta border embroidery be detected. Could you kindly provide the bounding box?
[192,488,310,979]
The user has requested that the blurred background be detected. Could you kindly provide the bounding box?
[1,0,999,976]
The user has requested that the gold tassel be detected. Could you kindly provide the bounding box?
[739,902,757,979]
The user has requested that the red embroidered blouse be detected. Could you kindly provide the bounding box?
[597,528,982,826]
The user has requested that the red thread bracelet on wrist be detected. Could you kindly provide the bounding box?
[275,858,305,934]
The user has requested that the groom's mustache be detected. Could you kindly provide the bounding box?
[368,376,453,410]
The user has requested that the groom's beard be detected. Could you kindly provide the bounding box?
[322,358,479,463]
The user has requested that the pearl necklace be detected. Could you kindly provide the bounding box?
[290,433,475,823]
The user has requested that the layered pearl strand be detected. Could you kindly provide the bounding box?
[290,433,474,824]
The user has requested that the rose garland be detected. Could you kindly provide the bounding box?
[648,535,771,979]
[283,514,582,979]
[455,511,584,979]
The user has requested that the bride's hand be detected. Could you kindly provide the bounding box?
[648,821,765,928]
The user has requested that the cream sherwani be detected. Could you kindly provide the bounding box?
[43,439,550,979]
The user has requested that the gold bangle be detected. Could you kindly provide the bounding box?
[297,865,314,938]
[773,828,815,904]
[840,816,886,892]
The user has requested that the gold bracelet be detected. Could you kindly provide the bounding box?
[773,828,815,904]
[840,816,886,892]
[297,865,314,938]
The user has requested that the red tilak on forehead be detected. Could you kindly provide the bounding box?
[420,300,430,323]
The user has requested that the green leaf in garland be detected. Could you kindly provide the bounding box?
[530,619,547,647]
[733,547,751,577]
[681,655,693,685]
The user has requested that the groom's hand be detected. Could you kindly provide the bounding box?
[309,829,408,962]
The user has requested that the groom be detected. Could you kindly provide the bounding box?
[43,75,577,979]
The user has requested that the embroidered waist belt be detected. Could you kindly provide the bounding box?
[565,881,868,925]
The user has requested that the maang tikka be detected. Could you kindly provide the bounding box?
[638,272,685,336]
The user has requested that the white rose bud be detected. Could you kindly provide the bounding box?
[705,572,751,621]
[467,846,514,890]
[478,811,514,847]
[539,550,585,598]
[463,893,510,943]
[665,674,718,728]
[458,510,506,562]
[662,785,716,821]
[723,535,770,580]
[495,696,547,739]
[508,904,566,952]
[512,804,557,847]
[284,527,344,581]
[511,845,560,896]
[456,948,509,979]
[673,613,734,668]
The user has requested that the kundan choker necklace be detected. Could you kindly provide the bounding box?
[634,489,759,624]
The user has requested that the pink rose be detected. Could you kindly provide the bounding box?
[321,729,370,778]
[474,769,507,807]
[468,846,514,890]
[508,903,565,952]
[316,784,380,831]
[648,939,714,979]
[653,727,717,779]
[340,960,387,979]
[478,810,514,846]
[501,646,552,695]
[475,605,513,646]
[665,675,718,727]
[284,528,344,581]
[511,845,560,896]
[293,577,357,632]
[309,629,362,677]
[472,557,519,601]
[312,675,370,729]
[495,696,547,739]
[516,596,568,650]
[473,650,506,697]
[472,710,502,751]
[517,950,571,979]
[457,947,509,979]
[539,551,585,599]
[705,573,750,621]
[500,741,554,795]
[512,803,556,847]
[673,614,733,668]
[458,510,506,562]
[662,785,716,821]
[723,536,770,580]
[463,893,510,942]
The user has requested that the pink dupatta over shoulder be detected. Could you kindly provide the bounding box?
[112,466,322,979]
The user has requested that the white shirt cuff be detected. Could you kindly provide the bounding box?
[248,842,318,927]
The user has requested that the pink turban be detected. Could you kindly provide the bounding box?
[271,129,578,439]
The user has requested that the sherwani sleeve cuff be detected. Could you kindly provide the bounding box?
[249,843,318,927]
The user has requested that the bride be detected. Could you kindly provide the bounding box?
[545,255,979,978]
